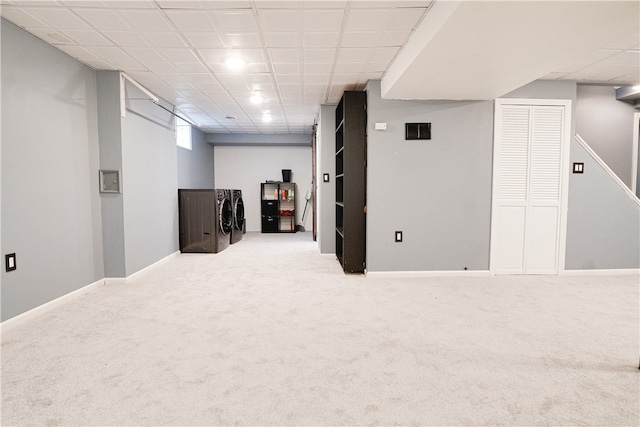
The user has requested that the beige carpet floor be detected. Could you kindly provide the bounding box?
[1,232,638,426]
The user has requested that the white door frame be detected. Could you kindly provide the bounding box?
[632,112,639,194]
[490,98,572,275]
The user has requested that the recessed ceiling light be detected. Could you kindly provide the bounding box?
[250,94,264,104]
[225,57,245,71]
[262,113,272,123]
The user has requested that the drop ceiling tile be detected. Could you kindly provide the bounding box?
[228,48,266,63]
[342,32,382,48]
[303,1,348,9]
[103,31,149,47]
[119,10,173,31]
[160,47,199,62]
[155,0,209,8]
[79,58,116,70]
[541,72,569,80]
[303,48,335,63]
[269,48,300,63]
[211,10,258,32]
[215,73,246,84]
[23,7,90,30]
[108,59,147,71]
[73,9,129,30]
[243,73,274,84]
[54,44,98,60]
[273,63,300,74]
[337,47,374,62]
[84,46,132,61]
[372,46,400,62]
[603,50,640,65]
[264,32,300,48]
[245,63,270,73]
[333,73,366,84]
[304,63,333,74]
[256,1,304,9]
[0,7,48,28]
[196,48,228,64]
[577,62,638,75]
[174,62,209,73]
[163,10,215,32]
[143,32,187,48]
[603,33,640,50]
[303,10,344,32]
[144,62,178,73]
[122,47,165,63]
[380,30,411,47]
[305,74,329,84]
[259,9,301,31]
[334,62,367,73]
[303,32,339,48]
[223,32,262,49]
[19,28,75,45]
[276,74,302,84]
[183,32,225,48]
[607,74,640,84]
[345,9,392,32]
[389,8,426,31]
[103,1,157,9]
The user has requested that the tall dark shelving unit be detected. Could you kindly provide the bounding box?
[335,91,367,273]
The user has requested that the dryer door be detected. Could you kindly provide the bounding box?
[234,197,245,231]
[219,197,233,235]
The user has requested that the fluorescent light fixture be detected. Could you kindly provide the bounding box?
[250,94,264,104]
[225,56,245,71]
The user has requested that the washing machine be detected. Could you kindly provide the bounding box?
[215,189,233,252]
[230,189,245,244]
[178,189,232,253]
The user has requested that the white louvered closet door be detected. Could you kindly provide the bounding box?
[491,101,568,274]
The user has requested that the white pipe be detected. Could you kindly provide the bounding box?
[121,72,159,103]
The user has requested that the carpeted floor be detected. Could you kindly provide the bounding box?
[1,232,638,426]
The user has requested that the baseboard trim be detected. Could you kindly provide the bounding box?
[561,268,640,276]
[126,251,180,283]
[0,278,104,332]
[319,253,337,259]
[366,270,491,278]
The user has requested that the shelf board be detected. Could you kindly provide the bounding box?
[336,173,344,179]
[336,202,344,207]
[336,227,344,237]
[336,119,344,131]
[336,146,344,156]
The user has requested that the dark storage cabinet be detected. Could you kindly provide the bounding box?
[178,190,216,253]
[261,182,297,233]
[335,91,367,273]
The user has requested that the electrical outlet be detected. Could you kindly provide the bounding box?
[5,253,16,272]
[395,231,403,242]
[573,163,584,173]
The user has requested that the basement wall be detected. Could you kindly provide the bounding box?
[1,19,104,321]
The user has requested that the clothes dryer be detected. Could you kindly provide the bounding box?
[230,189,245,244]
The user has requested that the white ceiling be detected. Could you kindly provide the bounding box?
[1,0,638,134]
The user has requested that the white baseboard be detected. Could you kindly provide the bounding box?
[319,253,337,259]
[561,268,640,276]
[1,278,105,332]
[126,251,180,282]
[366,270,491,279]
[2,251,181,331]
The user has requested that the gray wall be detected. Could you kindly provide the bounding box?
[212,143,312,232]
[1,19,104,321]
[575,85,636,188]
[317,105,336,254]
[565,138,640,269]
[177,127,215,189]
[120,83,179,276]
[366,80,494,272]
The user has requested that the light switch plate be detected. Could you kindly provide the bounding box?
[323,173,330,182]
[573,163,584,173]
[5,253,16,272]
[395,231,403,242]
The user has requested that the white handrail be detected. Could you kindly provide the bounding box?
[573,133,640,208]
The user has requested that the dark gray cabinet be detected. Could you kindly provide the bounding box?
[335,91,366,273]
